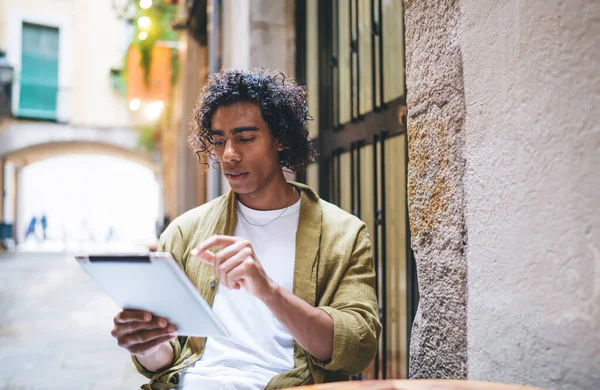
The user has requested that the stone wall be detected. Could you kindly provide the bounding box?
[404,0,468,379]
[460,0,600,388]
[405,0,600,387]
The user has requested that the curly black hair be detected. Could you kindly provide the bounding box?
[188,68,316,173]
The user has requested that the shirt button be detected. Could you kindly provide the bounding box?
[183,359,189,364]
[209,280,216,288]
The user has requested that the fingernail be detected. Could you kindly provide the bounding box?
[159,318,167,327]
[144,313,152,321]
[167,325,176,332]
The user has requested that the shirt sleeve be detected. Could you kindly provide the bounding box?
[310,226,382,375]
[131,339,183,380]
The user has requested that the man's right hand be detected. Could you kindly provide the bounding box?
[111,309,177,371]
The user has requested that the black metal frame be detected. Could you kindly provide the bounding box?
[372,130,389,378]
[0,80,12,118]
[329,148,343,207]
[350,140,363,217]
[332,0,340,129]
[296,0,418,379]
[294,0,308,185]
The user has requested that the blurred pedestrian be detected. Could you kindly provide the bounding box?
[40,213,48,241]
[24,216,38,241]
[106,226,115,242]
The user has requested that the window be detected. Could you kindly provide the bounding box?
[19,23,59,120]
[296,0,417,380]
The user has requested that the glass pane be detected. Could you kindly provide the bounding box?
[356,137,408,379]
[19,23,59,119]
[358,143,376,379]
[306,0,319,139]
[384,134,407,378]
[382,0,405,102]
[359,0,373,115]
[306,162,319,194]
[338,0,351,125]
[339,152,351,213]
[359,144,375,244]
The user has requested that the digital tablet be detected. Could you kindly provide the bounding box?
[75,252,229,338]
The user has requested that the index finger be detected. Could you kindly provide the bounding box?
[191,235,239,257]
[114,309,152,324]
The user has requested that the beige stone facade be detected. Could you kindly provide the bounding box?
[405,0,600,388]
[404,0,468,379]
[0,0,160,238]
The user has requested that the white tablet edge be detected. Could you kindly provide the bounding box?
[75,252,230,338]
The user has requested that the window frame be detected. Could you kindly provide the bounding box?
[295,0,418,379]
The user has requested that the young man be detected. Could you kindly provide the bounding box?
[111,69,381,390]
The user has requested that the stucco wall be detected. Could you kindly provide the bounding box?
[221,0,295,76]
[248,0,295,76]
[69,0,135,128]
[460,0,600,388]
[0,0,136,127]
[404,0,468,379]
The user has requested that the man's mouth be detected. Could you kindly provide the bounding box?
[225,172,249,180]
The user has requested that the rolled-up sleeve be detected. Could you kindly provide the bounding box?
[131,339,182,379]
[311,226,381,375]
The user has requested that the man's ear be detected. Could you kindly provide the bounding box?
[277,142,285,152]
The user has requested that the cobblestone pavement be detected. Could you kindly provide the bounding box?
[0,252,147,390]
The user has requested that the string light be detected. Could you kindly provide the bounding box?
[129,98,141,112]
[145,100,164,120]
[137,16,151,29]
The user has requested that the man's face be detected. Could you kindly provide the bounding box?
[211,101,284,195]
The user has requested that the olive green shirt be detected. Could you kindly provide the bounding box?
[132,182,381,389]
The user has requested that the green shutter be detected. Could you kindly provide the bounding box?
[19,22,59,120]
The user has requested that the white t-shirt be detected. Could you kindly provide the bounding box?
[180,197,301,390]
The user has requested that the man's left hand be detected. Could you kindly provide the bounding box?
[191,235,277,300]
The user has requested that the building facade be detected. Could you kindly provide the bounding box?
[1,0,597,387]
[0,0,165,244]
[173,0,599,387]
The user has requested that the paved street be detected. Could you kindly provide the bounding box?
[0,252,147,390]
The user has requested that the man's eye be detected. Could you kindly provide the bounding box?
[214,140,225,146]
[240,138,254,143]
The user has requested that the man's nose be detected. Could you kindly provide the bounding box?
[222,140,241,163]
